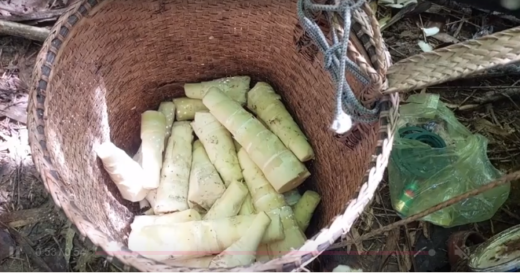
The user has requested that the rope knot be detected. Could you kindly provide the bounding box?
[298,0,382,134]
[324,44,341,69]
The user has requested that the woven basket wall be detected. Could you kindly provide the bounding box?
[27,0,399,271]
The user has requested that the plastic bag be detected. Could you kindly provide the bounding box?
[389,93,510,227]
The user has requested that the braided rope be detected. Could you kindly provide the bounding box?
[385,26,520,93]
[297,0,381,134]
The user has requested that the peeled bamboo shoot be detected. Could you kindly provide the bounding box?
[203,181,248,220]
[203,88,310,193]
[255,244,271,263]
[172,98,208,121]
[191,112,243,186]
[158,101,176,140]
[164,256,215,268]
[209,212,271,267]
[238,149,306,258]
[233,139,242,151]
[133,146,142,165]
[247,82,314,162]
[293,190,321,231]
[128,213,283,261]
[267,206,307,258]
[140,111,167,189]
[95,142,148,202]
[284,189,302,207]
[139,199,150,209]
[131,209,201,231]
[154,122,193,214]
[184,76,250,105]
[237,148,286,212]
[146,189,157,213]
[239,194,256,215]
[188,140,226,210]
[134,103,175,173]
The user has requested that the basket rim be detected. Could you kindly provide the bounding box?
[26,0,400,271]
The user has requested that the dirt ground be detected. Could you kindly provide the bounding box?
[1,1,520,272]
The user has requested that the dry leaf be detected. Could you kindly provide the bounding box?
[0,95,28,124]
[432,33,460,44]
[379,229,400,271]
[397,243,413,272]
[350,228,365,253]
[421,222,431,240]
[361,208,375,232]
[0,0,51,16]
[474,118,514,137]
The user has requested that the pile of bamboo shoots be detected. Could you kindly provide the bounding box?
[95,76,322,268]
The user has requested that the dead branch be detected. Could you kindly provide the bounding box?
[0,200,53,228]
[0,7,68,22]
[0,220,53,272]
[329,169,520,249]
[0,19,49,42]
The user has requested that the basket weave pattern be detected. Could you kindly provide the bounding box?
[27,0,399,271]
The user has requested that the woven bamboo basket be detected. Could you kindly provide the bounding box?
[27,0,398,271]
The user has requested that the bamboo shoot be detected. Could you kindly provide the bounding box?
[238,149,306,258]
[209,212,271,267]
[247,82,314,162]
[134,103,175,170]
[140,111,167,189]
[191,112,243,186]
[95,142,148,202]
[131,209,201,231]
[184,76,250,105]
[239,194,256,215]
[284,189,302,207]
[267,206,307,258]
[164,256,215,268]
[173,98,208,121]
[203,88,310,193]
[154,122,193,214]
[293,190,321,231]
[128,213,284,261]
[188,140,226,210]
[158,101,176,140]
[203,181,248,220]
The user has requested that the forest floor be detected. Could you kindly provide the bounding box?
[1,0,520,272]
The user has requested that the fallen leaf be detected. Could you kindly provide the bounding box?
[350,228,365,254]
[432,33,460,44]
[0,0,50,16]
[0,97,28,124]
[399,30,416,38]
[379,229,400,271]
[361,208,375,232]
[474,118,514,137]
[397,243,413,272]
[421,222,431,240]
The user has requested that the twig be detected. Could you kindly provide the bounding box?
[328,169,520,249]
[475,89,520,104]
[0,19,49,42]
[0,220,52,272]
[0,8,68,22]
[452,88,520,111]
[0,200,53,228]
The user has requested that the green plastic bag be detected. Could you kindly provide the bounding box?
[389,93,510,227]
